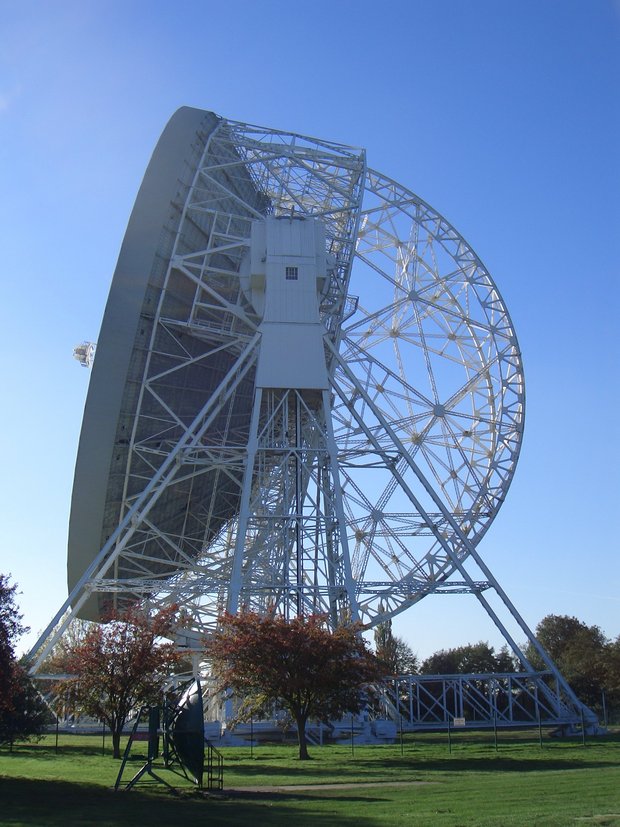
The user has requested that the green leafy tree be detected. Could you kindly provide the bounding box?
[604,635,620,721]
[526,614,609,711]
[530,615,608,662]
[0,574,48,746]
[394,637,419,675]
[420,641,515,674]
[495,646,517,672]
[0,575,26,690]
[374,618,418,675]
[54,606,181,758]
[1,668,50,746]
[374,619,398,673]
[207,612,382,760]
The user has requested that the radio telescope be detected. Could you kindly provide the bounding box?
[32,109,556,682]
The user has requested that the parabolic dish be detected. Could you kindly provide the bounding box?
[169,678,204,785]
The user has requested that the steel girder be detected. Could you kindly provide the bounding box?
[374,672,598,732]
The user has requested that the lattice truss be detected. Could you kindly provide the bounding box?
[376,672,585,730]
[335,171,524,623]
[37,117,526,651]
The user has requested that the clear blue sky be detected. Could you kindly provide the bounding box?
[2,0,618,660]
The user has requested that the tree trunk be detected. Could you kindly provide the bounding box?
[295,713,310,760]
[112,728,122,759]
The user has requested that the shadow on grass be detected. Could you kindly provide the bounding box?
[358,755,620,773]
[217,750,620,782]
[221,789,387,803]
[0,776,381,827]
[2,742,119,759]
[224,759,362,780]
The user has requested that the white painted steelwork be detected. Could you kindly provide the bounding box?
[32,109,524,649]
[29,109,594,734]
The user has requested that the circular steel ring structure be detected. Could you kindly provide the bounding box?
[67,107,524,640]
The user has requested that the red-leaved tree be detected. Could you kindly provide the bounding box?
[206,612,382,759]
[54,606,181,758]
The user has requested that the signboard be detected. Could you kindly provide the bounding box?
[453,717,466,727]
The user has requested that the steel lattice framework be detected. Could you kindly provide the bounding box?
[375,672,587,731]
[25,110,596,730]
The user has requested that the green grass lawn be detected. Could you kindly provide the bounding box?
[1,730,619,826]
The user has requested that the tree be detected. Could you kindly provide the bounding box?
[1,668,50,747]
[207,612,382,760]
[0,574,48,746]
[394,637,419,675]
[420,641,516,674]
[526,614,609,711]
[374,619,398,674]
[374,618,418,675]
[55,606,181,758]
[604,635,620,720]
[0,574,26,694]
[495,646,517,672]
[39,616,97,672]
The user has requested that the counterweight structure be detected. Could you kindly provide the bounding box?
[28,108,597,729]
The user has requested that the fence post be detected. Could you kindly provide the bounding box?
[537,705,543,749]
[350,715,354,757]
[580,706,586,747]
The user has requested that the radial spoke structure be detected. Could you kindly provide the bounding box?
[334,171,524,624]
